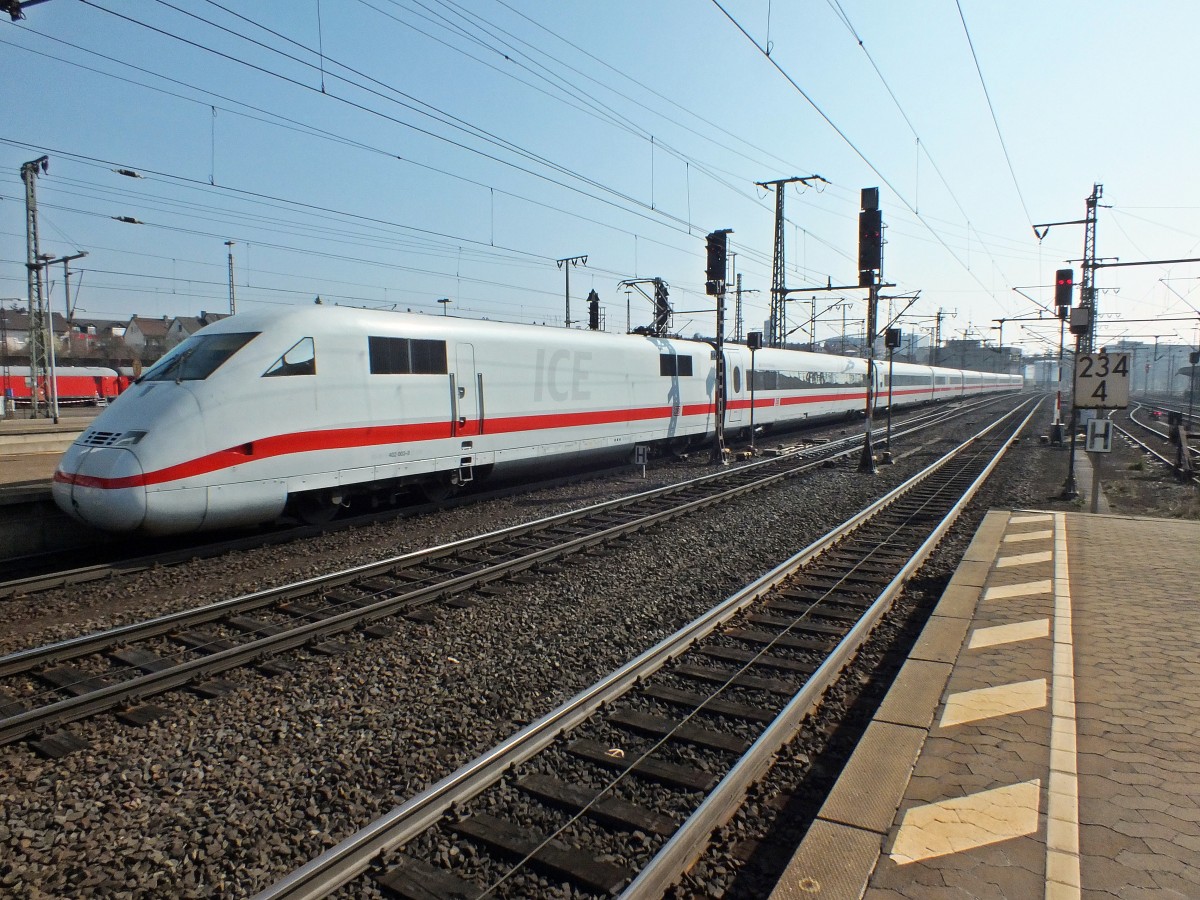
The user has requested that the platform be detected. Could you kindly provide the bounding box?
[771,510,1200,900]
[0,408,95,464]
[0,411,98,558]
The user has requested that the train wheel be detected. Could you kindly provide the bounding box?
[291,490,341,525]
[418,476,457,503]
[664,436,692,457]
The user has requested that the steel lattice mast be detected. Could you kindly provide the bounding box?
[765,182,787,347]
[756,175,825,348]
[22,156,49,419]
[1079,184,1102,354]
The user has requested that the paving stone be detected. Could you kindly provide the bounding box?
[852,513,1200,899]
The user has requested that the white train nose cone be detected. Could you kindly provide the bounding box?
[52,445,147,532]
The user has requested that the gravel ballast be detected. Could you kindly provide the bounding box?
[3,397,1190,899]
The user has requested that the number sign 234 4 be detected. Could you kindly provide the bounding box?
[1074,352,1130,409]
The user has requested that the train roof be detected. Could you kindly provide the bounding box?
[190,305,1020,381]
[193,304,715,349]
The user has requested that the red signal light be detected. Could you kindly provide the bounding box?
[1054,268,1074,308]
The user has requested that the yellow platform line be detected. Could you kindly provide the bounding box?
[1010,513,1053,524]
[1046,513,1081,898]
[940,678,1047,728]
[983,579,1052,601]
[969,618,1050,649]
[996,550,1054,568]
[1003,529,1054,543]
[889,780,1041,865]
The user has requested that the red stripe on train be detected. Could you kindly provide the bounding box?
[57,384,1008,491]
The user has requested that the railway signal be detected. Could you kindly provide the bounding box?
[858,188,882,287]
[705,229,734,462]
[705,230,731,296]
[857,187,883,473]
[1055,268,1074,316]
[884,328,902,461]
[587,289,601,331]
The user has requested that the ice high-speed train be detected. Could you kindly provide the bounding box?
[52,305,1021,534]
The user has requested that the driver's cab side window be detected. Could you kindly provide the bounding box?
[263,337,315,377]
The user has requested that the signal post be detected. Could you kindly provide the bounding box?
[705,229,733,464]
[857,188,883,474]
[771,188,890,474]
[1050,268,1074,445]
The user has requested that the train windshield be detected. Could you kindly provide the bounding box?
[137,332,260,383]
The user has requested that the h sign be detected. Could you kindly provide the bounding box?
[1085,418,1113,453]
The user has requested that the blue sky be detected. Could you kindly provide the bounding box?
[3,0,1199,356]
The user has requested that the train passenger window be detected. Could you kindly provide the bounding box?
[369,336,448,375]
[263,337,316,377]
[137,332,259,383]
[732,366,741,393]
[659,354,693,376]
[749,370,778,390]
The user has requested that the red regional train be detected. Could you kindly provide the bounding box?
[2,365,128,409]
[52,306,1021,534]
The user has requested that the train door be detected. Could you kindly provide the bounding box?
[454,343,482,436]
[725,353,744,430]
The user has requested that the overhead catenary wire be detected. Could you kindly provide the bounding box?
[11,2,1161,348]
[77,0,708,237]
[82,0,863,276]
[190,0,858,280]
[709,0,1019,317]
[822,0,1020,296]
[3,23,792,293]
[9,0,868,309]
[954,0,1034,228]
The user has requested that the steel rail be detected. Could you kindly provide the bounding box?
[0,476,817,745]
[250,398,1038,900]
[0,397,1022,745]
[0,396,1009,600]
[1132,398,1199,424]
[0,461,657,597]
[0,397,1000,678]
[620,399,1040,897]
[1114,423,1200,486]
[0,401,1015,743]
[0,445,831,677]
[1126,404,1200,463]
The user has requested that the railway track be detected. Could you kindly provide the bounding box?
[0,461,653,597]
[250,399,1040,899]
[0,397,1020,754]
[1120,404,1199,484]
[0,398,1003,600]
